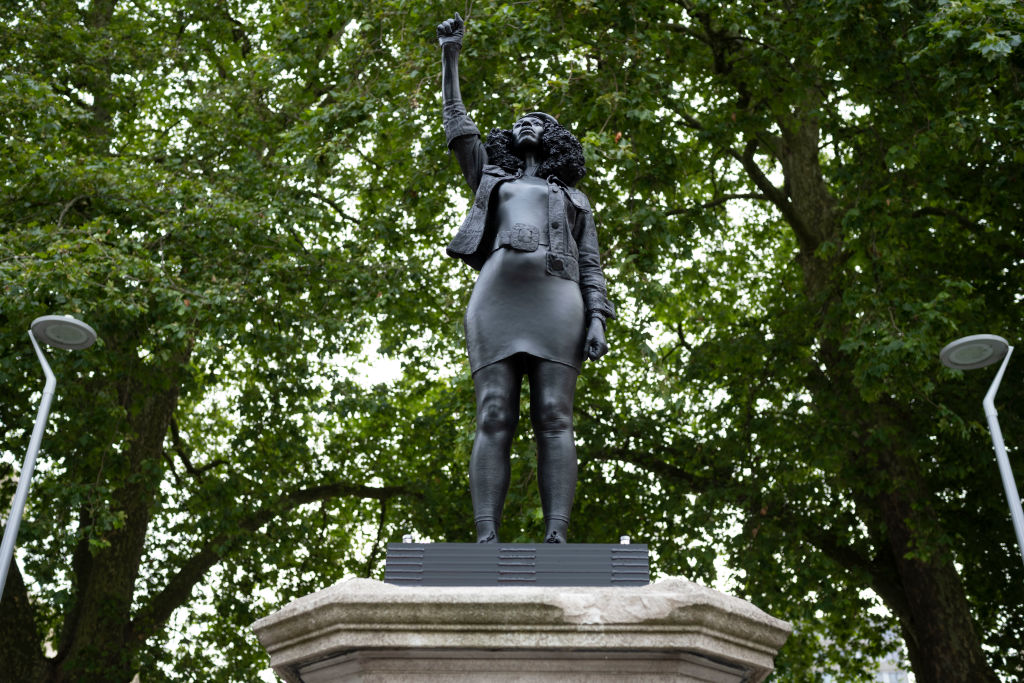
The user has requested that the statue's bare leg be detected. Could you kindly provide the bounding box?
[469,358,523,543]
[528,357,578,543]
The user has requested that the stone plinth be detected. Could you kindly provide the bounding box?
[252,577,791,682]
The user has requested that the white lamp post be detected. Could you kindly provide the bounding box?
[940,334,1023,568]
[0,315,97,601]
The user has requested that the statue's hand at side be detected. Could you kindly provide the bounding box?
[585,318,609,361]
[437,12,464,48]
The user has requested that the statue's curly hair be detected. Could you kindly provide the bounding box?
[484,116,587,187]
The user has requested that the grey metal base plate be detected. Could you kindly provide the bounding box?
[383,542,649,586]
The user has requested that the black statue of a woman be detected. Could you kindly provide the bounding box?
[437,13,615,544]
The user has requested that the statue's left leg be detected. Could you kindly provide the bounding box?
[527,358,578,543]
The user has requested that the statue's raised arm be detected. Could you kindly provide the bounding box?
[437,12,487,192]
[437,12,464,99]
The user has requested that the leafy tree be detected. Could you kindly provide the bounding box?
[1,1,433,679]
[1,1,1021,682]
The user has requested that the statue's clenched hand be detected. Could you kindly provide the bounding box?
[585,318,609,361]
[437,12,464,47]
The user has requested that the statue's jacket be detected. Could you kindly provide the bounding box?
[443,105,616,324]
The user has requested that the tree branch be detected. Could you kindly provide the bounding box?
[662,22,706,43]
[308,191,362,225]
[910,206,980,231]
[57,195,89,227]
[587,446,730,491]
[129,481,418,640]
[219,7,253,57]
[803,524,910,623]
[676,109,704,130]
[666,192,768,215]
[658,325,694,362]
[168,416,226,480]
[728,139,802,232]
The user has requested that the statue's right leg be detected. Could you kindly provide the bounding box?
[469,357,522,543]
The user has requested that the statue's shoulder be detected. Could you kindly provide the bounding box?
[564,186,592,212]
[482,164,511,177]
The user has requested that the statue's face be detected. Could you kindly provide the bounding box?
[512,115,545,153]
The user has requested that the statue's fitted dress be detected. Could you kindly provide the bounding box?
[464,178,585,374]
[466,247,585,374]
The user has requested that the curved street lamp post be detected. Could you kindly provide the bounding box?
[0,316,96,601]
[940,334,1024,568]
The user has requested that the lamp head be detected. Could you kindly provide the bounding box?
[30,315,97,350]
[940,334,1009,370]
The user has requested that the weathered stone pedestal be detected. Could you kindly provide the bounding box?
[252,577,791,682]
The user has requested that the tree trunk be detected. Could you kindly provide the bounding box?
[768,106,1000,683]
[34,3,176,678]
[0,559,48,680]
[47,379,180,683]
[876,486,999,683]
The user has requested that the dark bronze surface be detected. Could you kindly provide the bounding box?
[437,13,616,544]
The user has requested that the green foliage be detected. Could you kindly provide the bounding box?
[1,0,1022,680]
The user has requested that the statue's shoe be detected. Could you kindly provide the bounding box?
[543,530,566,544]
